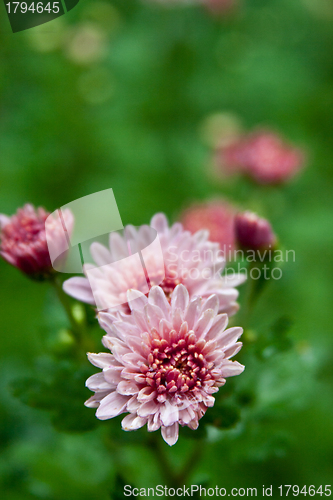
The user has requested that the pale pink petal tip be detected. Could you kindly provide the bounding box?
[161,423,179,446]
[0,215,10,229]
[150,213,169,233]
[63,277,95,304]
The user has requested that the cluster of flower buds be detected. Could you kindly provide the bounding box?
[215,129,305,185]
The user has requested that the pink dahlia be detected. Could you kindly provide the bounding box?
[63,213,245,317]
[0,204,72,279]
[180,201,236,257]
[85,284,244,445]
[216,130,304,185]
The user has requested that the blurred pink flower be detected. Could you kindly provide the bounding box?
[205,0,237,15]
[181,201,236,256]
[0,204,73,280]
[64,213,245,317]
[85,284,244,445]
[216,130,304,184]
[235,211,276,250]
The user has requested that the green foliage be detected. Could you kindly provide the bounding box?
[255,316,294,359]
[12,357,98,433]
[0,0,333,496]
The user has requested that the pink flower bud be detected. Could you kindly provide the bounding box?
[235,211,276,250]
[0,204,71,280]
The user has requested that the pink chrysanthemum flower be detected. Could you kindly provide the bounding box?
[0,204,73,280]
[216,130,304,185]
[180,201,236,257]
[63,213,245,317]
[85,284,244,445]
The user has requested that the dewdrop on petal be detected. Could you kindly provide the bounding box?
[85,284,244,446]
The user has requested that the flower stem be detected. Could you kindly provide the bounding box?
[175,439,204,486]
[148,433,177,487]
[148,434,204,489]
[52,275,90,351]
[240,260,270,329]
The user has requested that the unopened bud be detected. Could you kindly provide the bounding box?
[235,211,276,250]
[0,203,73,281]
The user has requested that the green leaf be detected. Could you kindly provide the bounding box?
[12,357,98,433]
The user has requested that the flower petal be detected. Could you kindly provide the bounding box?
[148,286,170,318]
[222,273,247,287]
[161,422,179,446]
[137,400,159,417]
[63,277,95,304]
[127,289,148,312]
[86,373,114,391]
[127,395,140,412]
[223,342,243,359]
[121,413,147,431]
[147,413,161,432]
[202,294,219,316]
[160,401,179,427]
[137,386,157,403]
[145,303,165,330]
[112,321,142,341]
[98,312,118,337]
[150,213,169,234]
[103,366,123,385]
[117,380,140,395]
[223,302,240,316]
[85,391,110,408]
[171,284,189,314]
[194,309,215,339]
[90,242,112,266]
[220,361,245,377]
[205,314,229,341]
[185,297,202,330]
[0,214,10,229]
[102,337,131,359]
[132,309,149,333]
[87,352,116,369]
[109,231,128,261]
[96,392,129,420]
[172,308,184,333]
[215,327,243,349]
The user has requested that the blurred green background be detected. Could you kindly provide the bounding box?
[1,0,333,498]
